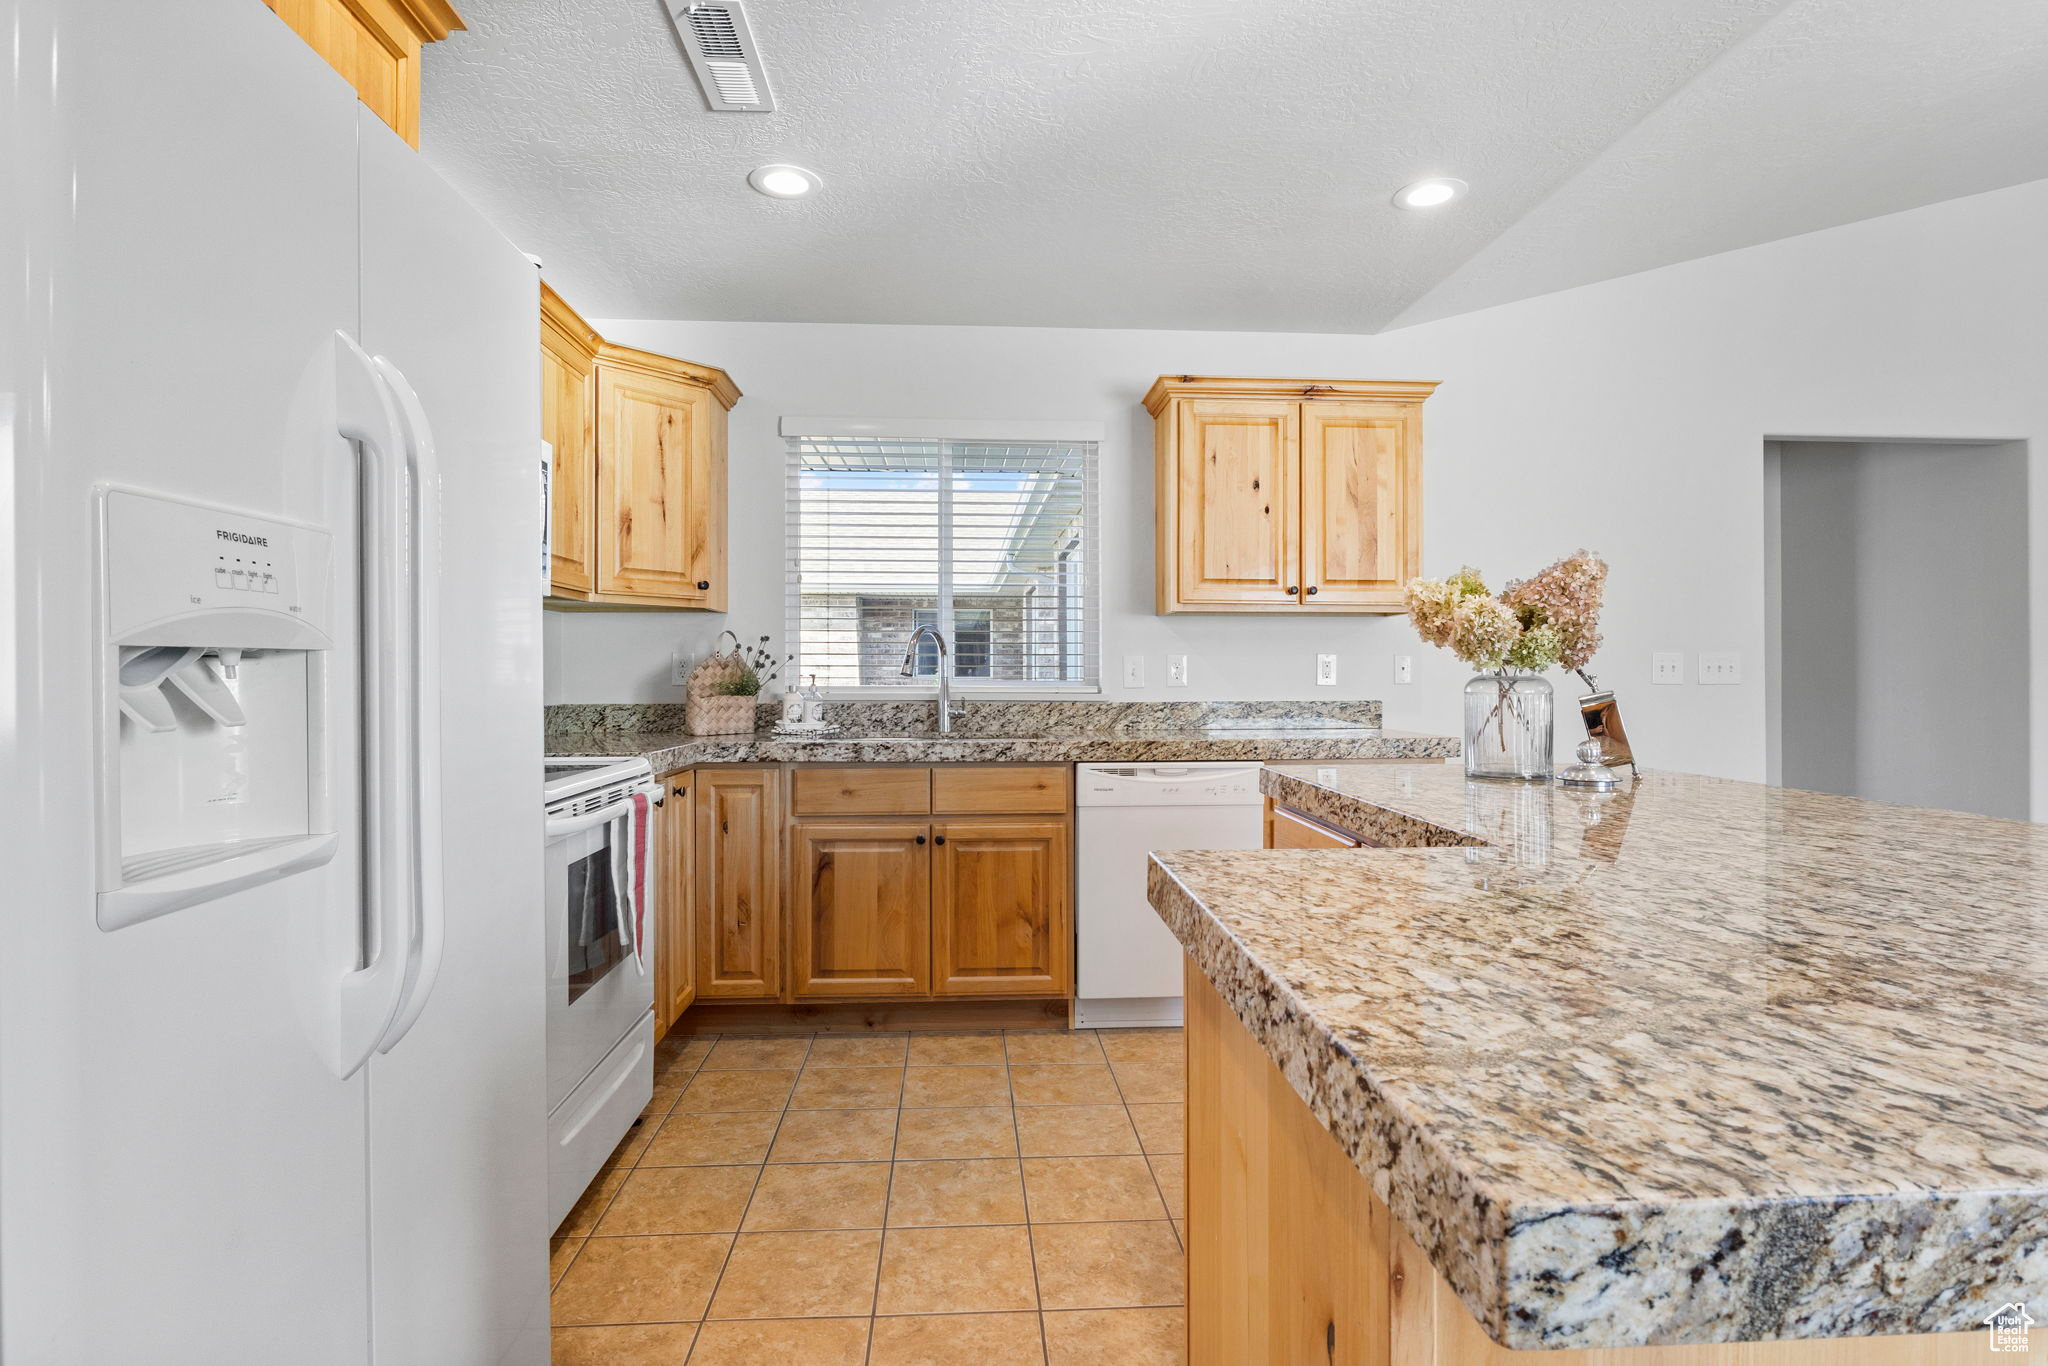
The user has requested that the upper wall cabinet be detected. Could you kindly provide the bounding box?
[260,0,464,147]
[540,285,601,598]
[1144,376,1436,614]
[542,286,741,611]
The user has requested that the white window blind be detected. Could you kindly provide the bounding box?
[785,435,1099,691]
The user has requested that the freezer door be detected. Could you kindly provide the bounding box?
[357,108,550,1366]
[1,3,375,1363]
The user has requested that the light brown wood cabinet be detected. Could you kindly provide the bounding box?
[1266,801,1361,851]
[788,822,932,997]
[693,768,781,999]
[654,770,696,1035]
[683,765,1073,1008]
[542,289,740,609]
[540,284,600,598]
[931,819,1071,996]
[260,0,463,147]
[1145,376,1436,614]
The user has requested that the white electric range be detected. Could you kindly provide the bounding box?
[542,756,663,1228]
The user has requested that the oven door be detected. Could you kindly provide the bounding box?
[545,814,656,1114]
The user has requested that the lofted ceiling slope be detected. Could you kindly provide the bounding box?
[421,0,2048,334]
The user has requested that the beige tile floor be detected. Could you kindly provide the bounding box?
[551,1026,1188,1366]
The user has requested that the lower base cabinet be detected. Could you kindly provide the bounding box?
[932,820,1070,996]
[789,822,932,997]
[694,767,782,999]
[653,770,695,1035]
[679,765,1074,1009]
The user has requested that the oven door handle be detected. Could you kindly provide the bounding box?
[544,782,663,839]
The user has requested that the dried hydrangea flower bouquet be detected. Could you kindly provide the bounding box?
[1405,552,1608,780]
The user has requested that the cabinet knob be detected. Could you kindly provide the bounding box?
[934,834,946,845]
[915,834,927,845]
[1305,585,1319,595]
[1286,585,1299,596]
[696,580,711,591]
[673,784,688,798]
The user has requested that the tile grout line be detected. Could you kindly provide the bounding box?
[999,1040,1054,1366]
[864,1054,906,1366]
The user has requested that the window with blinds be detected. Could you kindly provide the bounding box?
[785,435,1099,691]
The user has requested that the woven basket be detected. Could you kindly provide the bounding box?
[685,632,757,735]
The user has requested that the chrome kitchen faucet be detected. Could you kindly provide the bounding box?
[900,622,953,735]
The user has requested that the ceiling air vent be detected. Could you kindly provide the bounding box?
[668,2,776,113]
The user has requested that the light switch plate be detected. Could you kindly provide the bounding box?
[1316,653,1338,686]
[1122,654,1145,688]
[1167,654,1189,687]
[1652,651,1684,685]
[1698,651,1742,685]
[1393,655,1413,684]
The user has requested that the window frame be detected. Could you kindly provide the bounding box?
[784,430,1101,697]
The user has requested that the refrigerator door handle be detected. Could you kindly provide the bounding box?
[330,332,418,1078]
[371,354,445,1056]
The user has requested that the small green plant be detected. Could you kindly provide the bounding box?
[716,635,789,697]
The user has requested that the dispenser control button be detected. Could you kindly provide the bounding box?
[261,574,277,593]
[214,568,231,588]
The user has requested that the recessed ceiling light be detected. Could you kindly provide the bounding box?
[1392,178,1467,210]
[748,164,821,199]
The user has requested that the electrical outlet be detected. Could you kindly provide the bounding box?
[1652,651,1684,685]
[1698,651,1743,685]
[1122,654,1145,688]
[1316,653,1338,686]
[1393,655,1413,684]
[671,649,690,686]
[1167,654,1189,687]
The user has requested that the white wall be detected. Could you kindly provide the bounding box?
[1771,440,2030,818]
[555,176,2048,809]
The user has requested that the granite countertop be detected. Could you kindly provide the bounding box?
[1147,762,2048,1351]
[543,724,1460,770]
[543,698,1459,769]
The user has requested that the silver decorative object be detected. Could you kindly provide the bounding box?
[1557,738,1625,789]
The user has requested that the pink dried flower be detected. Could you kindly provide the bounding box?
[1503,551,1607,672]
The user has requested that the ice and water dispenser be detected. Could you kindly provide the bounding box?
[95,488,339,929]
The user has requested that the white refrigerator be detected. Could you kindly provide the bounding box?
[1,2,548,1363]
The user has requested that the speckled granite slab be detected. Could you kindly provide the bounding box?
[546,697,1384,741]
[543,724,1455,770]
[1147,763,2048,1350]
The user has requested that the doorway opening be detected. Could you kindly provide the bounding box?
[1764,438,2029,819]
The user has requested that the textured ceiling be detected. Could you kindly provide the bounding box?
[420,0,2048,334]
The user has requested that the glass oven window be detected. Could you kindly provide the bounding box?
[565,839,625,1002]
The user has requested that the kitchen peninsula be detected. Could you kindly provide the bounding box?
[1149,763,2048,1364]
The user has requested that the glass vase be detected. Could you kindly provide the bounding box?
[1463,672,1554,780]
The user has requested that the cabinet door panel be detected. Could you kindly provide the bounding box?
[1174,399,1300,607]
[694,769,780,999]
[932,820,1070,996]
[595,361,715,606]
[789,822,931,998]
[656,772,696,1030]
[1301,401,1419,610]
[540,291,598,597]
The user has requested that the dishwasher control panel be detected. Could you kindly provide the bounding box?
[1074,762,1266,807]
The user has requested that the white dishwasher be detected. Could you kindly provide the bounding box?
[1074,761,1266,1028]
